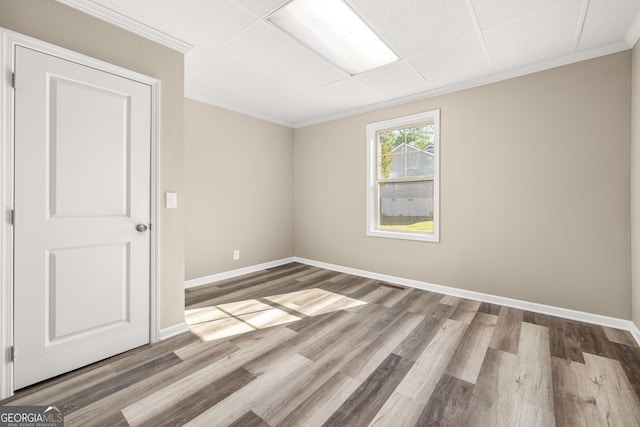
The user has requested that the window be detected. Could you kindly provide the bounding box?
[366,110,440,242]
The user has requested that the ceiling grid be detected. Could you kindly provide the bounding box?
[56,0,640,127]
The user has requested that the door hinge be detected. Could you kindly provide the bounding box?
[8,209,14,225]
[9,346,15,362]
[11,72,15,89]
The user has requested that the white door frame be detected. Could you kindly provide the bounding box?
[0,28,161,400]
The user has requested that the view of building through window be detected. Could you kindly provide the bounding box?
[377,123,435,233]
[366,109,439,242]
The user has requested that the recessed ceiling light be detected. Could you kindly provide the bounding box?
[268,0,398,75]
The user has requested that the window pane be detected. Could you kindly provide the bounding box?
[378,129,403,151]
[406,124,433,149]
[378,181,434,233]
[406,147,434,177]
[379,153,404,178]
[378,124,434,179]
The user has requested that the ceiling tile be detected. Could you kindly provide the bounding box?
[101,0,256,46]
[471,0,568,30]
[268,91,349,124]
[186,51,299,117]
[409,36,494,87]
[484,0,583,71]
[355,61,431,99]
[83,0,640,125]
[185,44,219,68]
[578,0,640,50]
[310,78,384,112]
[219,21,349,91]
[232,0,288,17]
[349,0,477,57]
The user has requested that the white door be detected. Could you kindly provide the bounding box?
[13,46,151,389]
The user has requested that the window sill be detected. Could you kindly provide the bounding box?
[366,229,439,242]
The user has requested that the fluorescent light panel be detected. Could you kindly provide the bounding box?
[268,0,398,75]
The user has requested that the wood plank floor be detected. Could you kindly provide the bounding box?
[2,262,640,426]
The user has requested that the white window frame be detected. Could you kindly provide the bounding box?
[366,109,440,242]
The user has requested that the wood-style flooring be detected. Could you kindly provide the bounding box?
[2,262,640,426]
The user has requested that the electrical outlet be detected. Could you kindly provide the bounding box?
[233,249,240,260]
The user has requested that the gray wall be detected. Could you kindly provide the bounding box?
[184,99,294,280]
[632,42,640,329]
[294,52,632,319]
[0,0,186,328]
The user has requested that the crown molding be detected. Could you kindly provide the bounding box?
[293,41,631,128]
[55,0,192,54]
[626,12,640,48]
[186,39,631,130]
[185,92,295,128]
[187,40,631,129]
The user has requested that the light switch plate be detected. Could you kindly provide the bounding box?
[165,192,177,209]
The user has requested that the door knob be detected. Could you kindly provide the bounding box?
[136,223,148,232]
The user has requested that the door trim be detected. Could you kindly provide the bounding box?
[0,28,161,400]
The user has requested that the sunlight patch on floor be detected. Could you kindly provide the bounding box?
[264,287,366,316]
[186,288,367,342]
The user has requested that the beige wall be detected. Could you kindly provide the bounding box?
[632,42,640,328]
[5,0,632,325]
[184,99,294,280]
[295,52,632,319]
[0,0,185,328]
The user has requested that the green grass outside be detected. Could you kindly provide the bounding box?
[379,220,434,233]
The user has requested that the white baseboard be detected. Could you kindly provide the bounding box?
[181,256,640,346]
[294,257,640,346]
[159,321,189,340]
[630,323,640,345]
[184,257,295,289]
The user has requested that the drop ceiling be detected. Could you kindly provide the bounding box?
[58,0,640,127]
